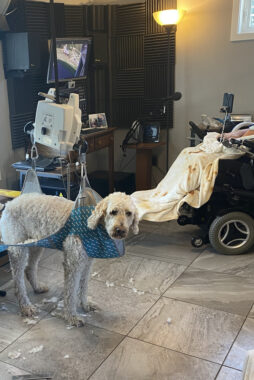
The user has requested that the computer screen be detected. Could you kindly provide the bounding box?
[47,37,92,83]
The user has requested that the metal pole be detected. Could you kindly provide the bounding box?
[67,163,71,200]
[166,27,171,172]
[165,25,176,172]
[49,0,60,104]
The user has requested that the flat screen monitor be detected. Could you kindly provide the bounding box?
[47,37,92,83]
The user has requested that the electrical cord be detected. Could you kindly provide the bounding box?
[121,120,142,153]
[153,164,166,177]
[118,152,136,172]
[59,158,68,196]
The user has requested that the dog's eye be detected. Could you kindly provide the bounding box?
[126,211,132,217]
[110,210,118,215]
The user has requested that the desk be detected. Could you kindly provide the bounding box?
[127,142,165,191]
[81,127,115,193]
[16,128,115,196]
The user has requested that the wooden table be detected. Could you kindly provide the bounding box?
[82,127,115,193]
[127,142,165,190]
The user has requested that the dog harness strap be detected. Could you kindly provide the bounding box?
[0,206,124,259]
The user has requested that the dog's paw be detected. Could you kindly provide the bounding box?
[65,314,86,328]
[34,285,49,294]
[20,304,37,317]
[82,303,97,313]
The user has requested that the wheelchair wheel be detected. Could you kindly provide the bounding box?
[209,212,254,255]
[191,236,204,248]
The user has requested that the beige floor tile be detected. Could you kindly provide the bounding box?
[134,220,163,234]
[43,248,61,259]
[126,220,194,244]
[0,265,12,286]
[91,255,186,295]
[164,268,254,316]
[90,337,220,380]
[39,251,64,272]
[127,242,201,265]
[191,249,254,278]
[0,301,46,352]
[216,366,242,380]
[128,220,199,239]
[84,279,158,334]
[128,227,197,247]
[0,316,123,380]
[0,360,31,379]
[225,318,254,370]
[129,297,243,364]
[249,304,254,318]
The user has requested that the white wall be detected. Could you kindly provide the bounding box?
[0,42,24,189]
[173,0,254,163]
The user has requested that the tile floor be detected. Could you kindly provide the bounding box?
[0,221,253,379]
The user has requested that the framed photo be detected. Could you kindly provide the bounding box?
[88,113,108,128]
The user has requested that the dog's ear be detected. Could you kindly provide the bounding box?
[131,208,139,235]
[87,197,108,229]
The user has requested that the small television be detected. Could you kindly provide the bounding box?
[47,37,92,83]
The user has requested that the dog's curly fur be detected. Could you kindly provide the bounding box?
[0,192,139,327]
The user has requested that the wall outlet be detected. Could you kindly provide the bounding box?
[68,81,75,89]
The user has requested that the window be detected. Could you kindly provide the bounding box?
[231,0,254,40]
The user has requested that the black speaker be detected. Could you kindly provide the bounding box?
[7,76,33,114]
[4,32,40,74]
[93,33,108,65]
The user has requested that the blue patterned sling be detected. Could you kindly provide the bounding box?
[0,205,124,259]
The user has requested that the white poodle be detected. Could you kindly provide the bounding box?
[0,192,139,327]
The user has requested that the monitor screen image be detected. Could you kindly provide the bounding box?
[47,38,92,83]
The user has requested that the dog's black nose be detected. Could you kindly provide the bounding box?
[115,227,126,238]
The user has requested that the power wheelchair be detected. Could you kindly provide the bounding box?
[178,127,254,255]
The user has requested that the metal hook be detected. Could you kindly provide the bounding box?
[31,144,39,160]
[31,144,39,170]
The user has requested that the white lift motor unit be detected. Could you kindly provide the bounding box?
[34,89,82,155]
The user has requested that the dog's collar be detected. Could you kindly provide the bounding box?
[0,206,125,259]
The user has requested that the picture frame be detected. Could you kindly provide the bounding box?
[88,113,108,128]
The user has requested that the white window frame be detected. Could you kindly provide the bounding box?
[231,0,254,41]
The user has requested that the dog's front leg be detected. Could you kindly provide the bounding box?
[63,236,87,327]
[8,247,37,317]
[79,256,95,313]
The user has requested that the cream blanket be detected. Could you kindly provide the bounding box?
[132,135,243,222]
